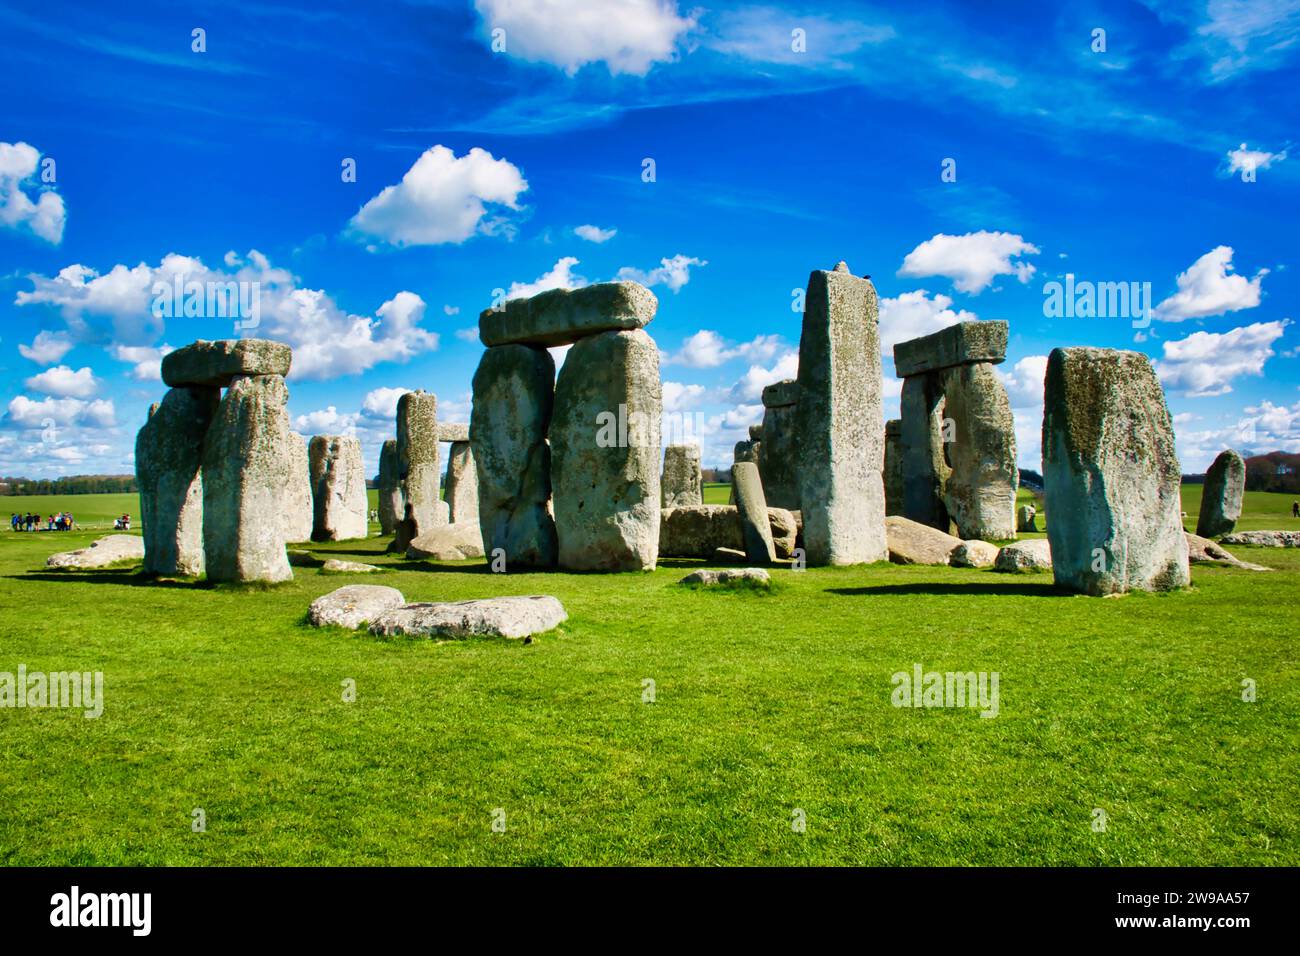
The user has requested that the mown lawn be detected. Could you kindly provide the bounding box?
[0,490,1296,866]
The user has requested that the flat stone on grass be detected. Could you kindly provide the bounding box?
[368,595,567,640]
[308,585,406,630]
[320,559,381,574]
[993,538,1053,573]
[47,535,145,570]
[679,568,771,589]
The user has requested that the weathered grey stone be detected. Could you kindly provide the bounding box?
[471,344,557,567]
[940,362,1018,540]
[767,508,798,559]
[679,567,771,588]
[136,385,218,576]
[758,400,800,511]
[396,390,443,545]
[748,424,764,441]
[1185,532,1270,571]
[1196,449,1246,538]
[480,281,657,347]
[993,538,1053,572]
[885,515,962,565]
[47,534,144,570]
[405,522,486,561]
[444,441,479,525]
[1221,530,1300,548]
[883,418,903,517]
[437,422,470,443]
[551,328,661,571]
[1043,348,1189,595]
[661,444,703,508]
[893,320,1008,378]
[1016,505,1038,533]
[161,338,292,388]
[320,559,381,574]
[377,439,402,536]
[761,378,799,408]
[283,433,314,543]
[309,435,368,542]
[659,505,796,559]
[900,372,950,531]
[733,439,757,463]
[731,461,776,563]
[202,374,296,583]
[951,539,999,568]
[308,584,405,629]
[795,262,887,564]
[711,547,747,564]
[369,595,567,640]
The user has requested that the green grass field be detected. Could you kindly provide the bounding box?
[1,487,1297,865]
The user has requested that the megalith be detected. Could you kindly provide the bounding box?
[471,344,558,568]
[757,379,800,511]
[162,338,292,388]
[1196,449,1246,538]
[444,440,480,525]
[135,385,219,576]
[377,439,402,535]
[309,435,369,541]
[283,433,314,543]
[662,444,703,508]
[899,374,949,529]
[479,281,657,347]
[1042,347,1189,595]
[794,261,887,564]
[731,461,776,563]
[940,361,1018,540]
[883,418,903,516]
[551,328,662,571]
[396,390,443,537]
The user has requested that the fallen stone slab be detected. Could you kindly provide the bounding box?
[711,547,748,564]
[886,515,962,565]
[405,523,486,561]
[320,559,381,574]
[950,540,999,568]
[893,320,1008,378]
[369,595,567,640]
[1185,533,1271,571]
[309,584,406,630]
[46,535,145,570]
[161,339,293,388]
[658,505,797,559]
[993,539,1053,573]
[480,281,657,347]
[679,568,771,588]
[1220,530,1300,548]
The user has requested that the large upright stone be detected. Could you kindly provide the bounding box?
[309,435,369,541]
[1197,449,1246,538]
[444,440,479,525]
[480,281,657,347]
[940,362,1018,540]
[893,321,1007,378]
[471,345,558,568]
[376,439,402,535]
[1042,347,1189,595]
[396,390,443,538]
[551,328,661,571]
[136,385,219,576]
[899,373,950,530]
[884,418,903,517]
[161,338,292,388]
[758,379,800,511]
[202,374,295,583]
[731,462,775,563]
[661,444,703,508]
[283,433,314,543]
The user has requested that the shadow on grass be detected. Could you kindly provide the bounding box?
[828,580,1068,598]
[12,569,199,589]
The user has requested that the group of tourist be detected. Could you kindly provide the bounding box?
[10,511,75,532]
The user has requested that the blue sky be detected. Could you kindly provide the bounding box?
[1,0,1297,478]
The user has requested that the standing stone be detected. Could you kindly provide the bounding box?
[661,444,703,508]
[444,440,480,525]
[551,328,661,571]
[884,419,903,517]
[1016,504,1038,533]
[1042,347,1189,595]
[899,373,950,531]
[396,390,443,537]
[309,435,369,542]
[1196,449,1246,538]
[795,261,887,564]
[377,439,402,535]
[731,461,775,563]
[202,374,295,583]
[471,345,558,568]
[940,362,1018,540]
[758,379,800,511]
[136,385,219,576]
[283,432,314,543]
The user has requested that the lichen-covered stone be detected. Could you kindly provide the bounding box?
[444,440,479,525]
[377,439,402,536]
[758,400,800,511]
[1042,347,1189,595]
[659,505,796,559]
[480,281,657,347]
[437,422,470,443]
[396,390,442,541]
[731,461,775,563]
[885,515,962,565]
[161,338,292,388]
[320,559,380,574]
[884,418,903,517]
[940,362,1018,540]
[47,534,145,570]
[1185,532,1270,571]
[283,433,314,544]
[136,385,218,576]
[1221,530,1300,548]
[309,435,369,542]
[661,444,703,508]
[1196,449,1246,538]
[893,320,1007,378]
[1016,504,1038,533]
[308,584,405,629]
[369,595,567,640]
[405,522,485,560]
[679,568,771,588]
[551,328,661,571]
[993,538,1053,572]
[900,372,950,531]
[761,379,799,408]
[951,539,999,568]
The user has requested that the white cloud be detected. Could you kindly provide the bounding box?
[348,145,528,247]
[997,354,1050,409]
[1223,142,1287,177]
[507,256,587,300]
[662,381,708,412]
[273,288,439,381]
[1155,320,1289,396]
[575,224,617,243]
[456,326,481,343]
[704,8,895,65]
[359,387,412,423]
[111,343,174,381]
[474,0,695,75]
[292,406,358,437]
[616,253,706,292]
[443,304,460,315]
[4,395,115,428]
[1154,245,1268,321]
[878,289,978,357]
[1186,1,1300,79]
[898,231,1039,294]
[24,365,98,399]
[18,330,74,365]
[0,141,65,244]
[664,330,785,368]
[730,351,799,402]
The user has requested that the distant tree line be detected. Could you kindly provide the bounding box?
[0,475,138,496]
[1244,453,1300,494]
[702,468,731,484]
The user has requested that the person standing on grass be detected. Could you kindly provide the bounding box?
[1293,501,1298,518]
[9,513,16,532]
